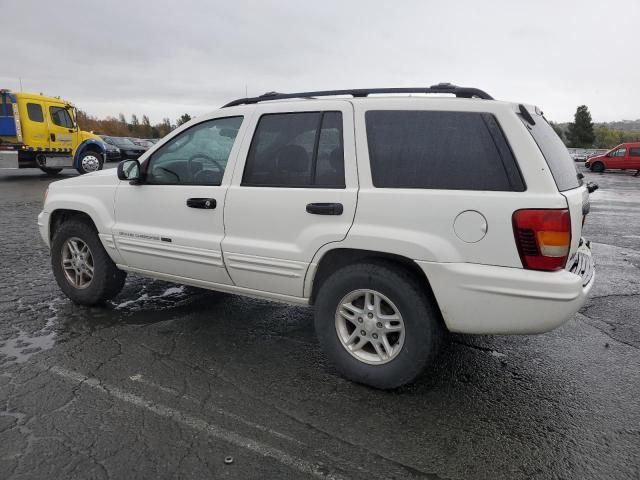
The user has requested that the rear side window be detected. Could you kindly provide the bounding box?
[365,111,524,191]
[49,106,74,128]
[242,111,345,188]
[630,147,640,157]
[27,103,44,122]
[518,109,581,191]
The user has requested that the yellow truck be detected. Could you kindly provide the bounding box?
[0,89,105,175]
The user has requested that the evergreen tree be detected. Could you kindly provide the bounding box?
[176,113,192,126]
[566,105,595,148]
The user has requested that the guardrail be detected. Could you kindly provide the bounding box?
[567,148,608,161]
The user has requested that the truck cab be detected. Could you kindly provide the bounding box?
[0,90,106,175]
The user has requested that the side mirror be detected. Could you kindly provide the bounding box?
[117,159,142,184]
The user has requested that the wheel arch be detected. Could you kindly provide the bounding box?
[73,139,105,169]
[307,248,440,310]
[49,208,98,242]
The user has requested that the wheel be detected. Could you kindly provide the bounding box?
[314,262,442,389]
[39,167,63,175]
[591,162,604,173]
[76,151,103,174]
[51,220,126,305]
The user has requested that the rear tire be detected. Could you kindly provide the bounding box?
[314,262,442,389]
[591,161,604,173]
[51,220,126,305]
[76,151,103,174]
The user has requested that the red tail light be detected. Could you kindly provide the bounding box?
[512,209,571,271]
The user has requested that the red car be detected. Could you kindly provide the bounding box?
[585,142,640,173]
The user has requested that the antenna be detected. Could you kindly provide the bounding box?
[19,77,23,91]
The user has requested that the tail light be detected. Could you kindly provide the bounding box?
[512,209,571,271]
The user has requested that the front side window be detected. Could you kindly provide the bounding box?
[629,147,640,157]
[27,103,44,122]
[145,116,243,185]
[366,110,524,191]
[613,148,626,157]
[49,106,74,128]
[242,111,345,188]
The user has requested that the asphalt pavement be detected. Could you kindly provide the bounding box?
[0,163,639,479]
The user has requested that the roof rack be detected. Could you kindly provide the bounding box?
[222,83,493,108]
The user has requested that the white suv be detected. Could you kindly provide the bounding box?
[38,84,595,388]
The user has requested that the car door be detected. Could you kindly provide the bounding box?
[629,146,640,169]
[222,101,358,298]
[112,114,248,285]
[46,103,78,151]
[609,146,626,169]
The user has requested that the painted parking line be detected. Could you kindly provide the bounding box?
[49,365,348,480]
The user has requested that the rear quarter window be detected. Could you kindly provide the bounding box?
[365,110,524,191]
[518,109,581,192]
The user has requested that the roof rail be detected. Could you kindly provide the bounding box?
[222,83,494,108]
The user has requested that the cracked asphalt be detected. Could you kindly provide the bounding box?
[1,164,639,479]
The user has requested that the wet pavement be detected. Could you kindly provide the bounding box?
[1,164,639,479]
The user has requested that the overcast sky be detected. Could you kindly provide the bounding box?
[3,0,638,124]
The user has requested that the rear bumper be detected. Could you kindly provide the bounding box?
[417,244,595,334]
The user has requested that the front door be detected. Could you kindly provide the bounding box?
[113,115,247,285]
[46,103,77,151]
[609,146,626,169]
[222,101,358,298]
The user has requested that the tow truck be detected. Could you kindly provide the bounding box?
[0,89,105,175]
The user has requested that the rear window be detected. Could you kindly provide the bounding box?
[518,109,581,191]
[365,111,524,191]
[27,103,44,122]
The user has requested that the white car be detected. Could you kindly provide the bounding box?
[38,84,595,388]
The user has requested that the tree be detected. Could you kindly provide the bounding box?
[566,105,595,148]
[176,113,192,127]
[140,115,152,138]
[118,113,127,125]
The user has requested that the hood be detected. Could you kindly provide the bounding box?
[79,130,102,142]
[51,166,118,189]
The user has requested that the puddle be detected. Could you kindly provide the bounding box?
[113,285,187,311]
[0,316,57,364]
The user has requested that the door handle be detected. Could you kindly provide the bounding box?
[306,203,343,215]
[50,133,56,141]
[186,198,217,209]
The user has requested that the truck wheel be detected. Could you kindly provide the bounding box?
[314,262,442,389]
[591,162,604,173]
[77,151,103,174]
[39,167,63,175]
[51,220,126,305]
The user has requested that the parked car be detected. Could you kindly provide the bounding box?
[146,138,160,144]
[0,89,105,175]
[99,137,121,162]
[128,138,154,149]
[101,136,146,160]
[39,84,595,389]
[585,143,640,173]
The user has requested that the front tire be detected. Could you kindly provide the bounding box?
[76,151,103,174]
[314,262,442,389]
[51,220,126,305]
[591,161,605,173]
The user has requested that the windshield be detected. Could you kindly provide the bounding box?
[112,137,136,147]
[518,108,582,191]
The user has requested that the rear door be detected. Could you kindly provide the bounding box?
[19,100,48,149]
[222,101,357,298]
[627,146,640,169]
